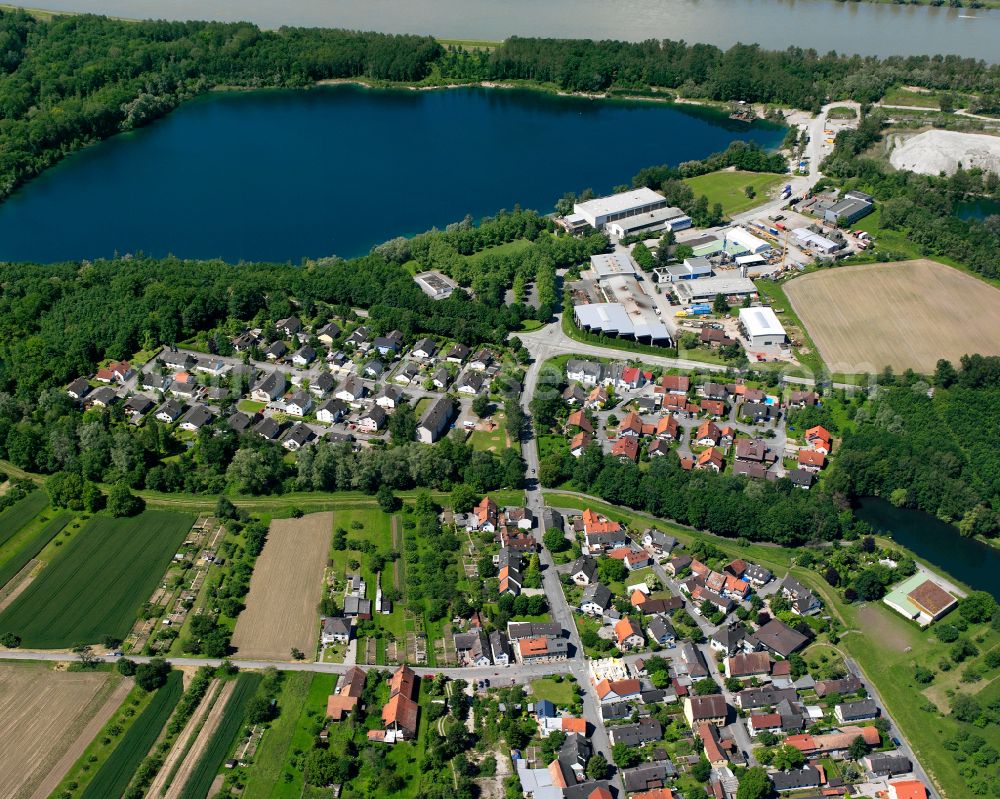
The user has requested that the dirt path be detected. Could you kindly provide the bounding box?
[160,680,234,799]
[28,678,133,799]
[0,560,39,612]
[144,679,223,799]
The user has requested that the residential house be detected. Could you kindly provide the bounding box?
[162,352,194,371]
[770,766,822,793]
[747,713,784,737]
[666,554,692,576]
[647,439,670,458]
[742,402,776,423]
[417,396,454,444]
[610,719,662,748]
[744,564,773,587]
[281,422,316,451]
[363,359,386,380]
[321,616,352,645]
[344,326,370,348]
[276,316,302,337]
[123,394,154,420]
[326,665,365,721]
[684,695,728,727]
[788,390,818,408]
[469,496,499,532]
[468,349,494,371]
[581,583,612,616]
[489,631,513,665]
[66,378,91,401]
[179,404,213,432]
[660,374,690,395]
[252,371,286,403]
[835,699,878,723]
[797,449,826,471]
[382,666,419,741]
[457,371,485,395]
[805,425,832,454]
[696,447,725,472]
[622,764,671,794]
[374,385,405,411]
[594,678,642,704]
[566,359,603,386]
[374,330,404,356]
[569,556,598,585]
[316,397,349,424]
[865,754,913,777]
[141,373,171,393]
[710,623,749,656]
[265,340,288,361]
[445,343,470,364]
[454,630,492,666]
[169,374,198,399]
[701,399,727,418]
[695,420,721,447]
[335,376,366,404]
[517,636,568,664]
[700,382,728,401]
[431,367,450,390]
[752,619,809,658]
[814,675,863,698]
[655,414,679,441]
[586,386,609,409]
[569,430,593,457]
[357,406,387,433]
[227,410,259,434]
[787,469,815,489]
[615,618,645,650]
[726,651,772,679]
[155,399,185,423]
[611,436,640,463]
[292,345,316,367]
[563,384,586,406]
[647,615,676,647]
[285,391,313,417]
[735,686,799,711]
[411,338,438,360]
[642,530,677,554]
[310,372,336,397]
[96,360,133,384]
[316,322,341,345]
[779,576,821,616]
[565,410,594,435]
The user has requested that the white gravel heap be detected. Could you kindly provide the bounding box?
[890,129,1000,176]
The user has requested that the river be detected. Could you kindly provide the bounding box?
[19,0,1000,61]
[855,497,999,600]
[0,85,784,264]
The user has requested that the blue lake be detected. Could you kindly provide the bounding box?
[0,85,783,264]
[956,198,1000,221]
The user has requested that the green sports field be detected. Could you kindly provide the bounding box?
[0,510,193,648]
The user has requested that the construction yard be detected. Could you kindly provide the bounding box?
[231,512,332,660]
[784,259,1000,373]
[0,662,122,799]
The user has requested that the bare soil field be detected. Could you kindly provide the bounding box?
[231,512,332,660]
[785,260,1000,373]
[159,680,234,799]
[0,662,114,799]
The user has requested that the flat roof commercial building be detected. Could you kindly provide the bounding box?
[738,307,787,352]
[605,206,691,238]
[792,227,840,255]
[589,251,640,279]
[575,302,671,345]
[724,227,771,256]
[574,188,667,230]
[653,257,713,284]
[825,190,874,226]
[674,275,758,304]
[414,271,457,300]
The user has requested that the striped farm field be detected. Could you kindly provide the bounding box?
[80,670,183,799]
[0,509,193,648]
[784,259,1000,374]
[0,490,48,549]
[179,672,263,799]
[0,512,71,591]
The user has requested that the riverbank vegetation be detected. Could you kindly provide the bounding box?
[829,354,1000,534]
[3,9,1000,204]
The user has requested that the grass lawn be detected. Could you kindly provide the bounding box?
[267,673,336,799]
[826,105,858,119]
[237,399,267,413]
[519,319,545,332]
[754,276,826,376]
[530,677,576,707]
[0,509,194,648]
[242,672,313,799]
[881,87,948,108]
[464,238,532,265]
[683,170,785,217]
[468,425,512,453]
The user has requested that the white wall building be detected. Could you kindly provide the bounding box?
[724,227,771,255]
[739,307,787,352]
[574,188,667,230]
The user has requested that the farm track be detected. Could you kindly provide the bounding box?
[0,559,38,612]
[27,677,133,799]
[159,680,234,799]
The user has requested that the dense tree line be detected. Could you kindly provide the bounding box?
[828,356,1000,532]
[822,110,1000,280]
[540,444,856,546]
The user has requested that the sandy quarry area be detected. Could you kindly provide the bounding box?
[889,128,1000,176]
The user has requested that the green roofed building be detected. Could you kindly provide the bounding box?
[883,572,958,626]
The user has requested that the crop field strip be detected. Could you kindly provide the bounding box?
[161,680,235,799]
[0,491,48,549]
[0,663,111,799]
[785,259,1000,373]
[231,512,332,660]
[0,510,194,648]
[0,512,71,596]
[79,670,183,799]
[178,672,263,799]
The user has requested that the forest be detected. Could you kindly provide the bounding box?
[827,355,1000,536]
[3,9,1000,202]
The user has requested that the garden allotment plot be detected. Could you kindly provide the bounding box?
[0,510,193,648]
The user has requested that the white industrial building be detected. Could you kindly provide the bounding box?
[605,206,692,238]
[573,188,667,230]
[574,301,671,345]
[724,227,771,256]
[792,227,841,255]
[653,256,713,284]
[589,251,639,279]
[674,275,758,304]
[739,307,787,352]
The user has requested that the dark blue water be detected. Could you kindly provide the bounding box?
[956,198,1000,221]
[855,497,999,600]
[0,85,783,264]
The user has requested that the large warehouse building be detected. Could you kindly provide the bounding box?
[724,227,771,256]
[738,307,787,353]
[674,275,758,305]
[605,206,692,238]
[574,302,671,345]
[573,188,667,230]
